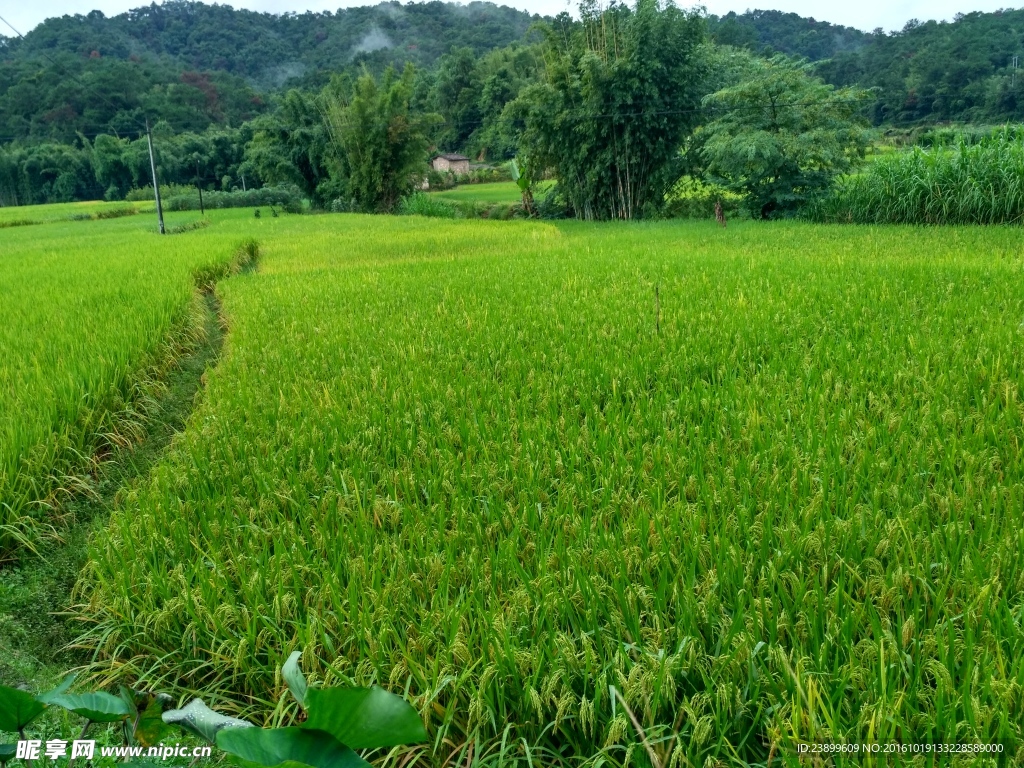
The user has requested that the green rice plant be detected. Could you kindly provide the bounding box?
[431,181,554,205]
[91,205,139,220]
[0,200,151,226]
[0,212,265,558]
[73,214,1024,766]
[813,127,1024,225]
[397,193,458,219]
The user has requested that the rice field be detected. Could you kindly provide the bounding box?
[28,211,1015,765]
[430,181,553,204]
[0,200,153,226]
[0,212,251,557]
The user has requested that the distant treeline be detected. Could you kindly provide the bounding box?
[3,1,1024,212]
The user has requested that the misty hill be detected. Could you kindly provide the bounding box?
[2,0,1024,144]
[708,10,876,61]
[5,1,541,85]
[0,1,541,141]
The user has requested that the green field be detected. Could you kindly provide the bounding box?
[0,211,246,556]
[3,208,1024,764]
[0,200,154,226]
[430,180,553,204]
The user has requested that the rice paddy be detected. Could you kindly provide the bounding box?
[0,212,247,556]
[3,208,1024,765]
[430,181,553,204]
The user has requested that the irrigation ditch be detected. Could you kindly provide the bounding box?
[0,240,261,689]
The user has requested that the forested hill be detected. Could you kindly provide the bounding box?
[0,1,541,141]
[711,8,1024,124]
[2,0,1024,145]
[708,10,875,61]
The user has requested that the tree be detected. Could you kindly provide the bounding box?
[511,0,707,220]
[700,55,871,218]
[245,90,337,206]
[91,134,134,199]
[324,65,437,213]
[430,47,483,151]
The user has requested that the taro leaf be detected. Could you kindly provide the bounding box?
[301,687,426,749]
[0,686,46,731]
[119,687,142,721]
[0,744,16,765]
[135,695,174,748]
[217,727,367,768]
[162,699,253,744]
[47,692,131,723]
[282,652,307,707]
[36,674,77,705]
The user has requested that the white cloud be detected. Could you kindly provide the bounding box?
[1,0,1017,39]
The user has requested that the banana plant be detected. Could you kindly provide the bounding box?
[510,156,536,216]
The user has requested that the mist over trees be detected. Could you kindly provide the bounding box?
[2,0,1022,214]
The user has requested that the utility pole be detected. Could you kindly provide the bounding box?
[195,158,205,215]
[1013,56,1019,89]
[146,119,165,235]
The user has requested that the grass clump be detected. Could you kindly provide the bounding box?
[398,192,458,218]
[76,215,1024,764]
[814,127,1024,225]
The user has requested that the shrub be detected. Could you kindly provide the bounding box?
[426,169,456,190]
[665,177,744,220]
[464,165,512,184]
[125,184,197,202]
[163,186,304,213]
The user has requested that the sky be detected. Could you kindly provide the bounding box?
[0,0,1016,38]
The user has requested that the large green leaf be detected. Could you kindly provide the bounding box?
[36,674,77,705]
[47,692,131,723]
[301,687,426,749]
[217,727,367,768]
[0,744,16,764]
[162,699,253,744]
[282,652,307,707]
[0,686,45,731]
[135,694,174,747]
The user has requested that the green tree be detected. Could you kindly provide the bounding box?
[245,90,337,206]
[430,47,483,151]
[701,55,871,218]
[325,65,437,213]
[511,0,707,220]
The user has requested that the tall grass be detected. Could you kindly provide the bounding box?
[76,215,1024,765]
[814,127,1024,225]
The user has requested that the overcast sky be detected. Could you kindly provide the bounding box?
[1,0,1017,38]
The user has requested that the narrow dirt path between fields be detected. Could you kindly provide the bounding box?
[0,288,227,688]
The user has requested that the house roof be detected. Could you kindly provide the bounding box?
[437,153,470,161]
